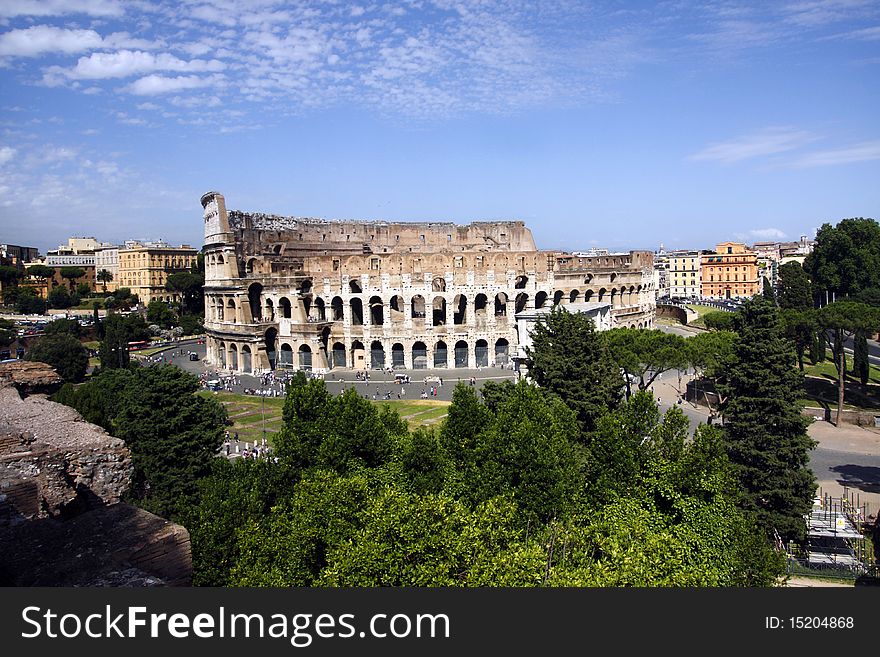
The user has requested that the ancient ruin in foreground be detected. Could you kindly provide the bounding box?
[201,192,656,373]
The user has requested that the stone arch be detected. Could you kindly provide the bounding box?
[474,293,488,315]
[432,277,446,292]
[411,295,426,322]
[453,294,467,325]
[241,344,252,373]
[279,342,293,368]
[264,328,278,369]
[569,289,580,303]
[535,291,548,309]
[226,298,237,324]
[331,296,343,321]
[432,296,446,326]
[454,340,468,368]
[610,272,618,283]
[279,296,291,319]
[389,295,405,321]
[264,297,275,321]
[299,279,313,294]
[610,287,618,307]
[584,273,593,284]
[298,344,312,370]
[598,287,607,302]
[370,340,385,369]
[369,295,384,325]
[514,274,528,289]
[217,340,226,368]
[515,292,528,314]
[216,253,225,265]
[391,342,405,369]
[494,292,508,316]
[553,290,564,306]
[412,341,427,369]
[628,285,636,305]
[331,341,346,368]
[349,279,362,294]
[494,338,509,365]
[350,297,364,325]
[475,339,489,367]
[434,340,448,368]
[584,289,594,303]
[229,343,238,370]
[246,258,258,275]
[314,296,326,320]
[351,340,365,369]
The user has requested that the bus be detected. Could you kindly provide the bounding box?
[127,340,150,351]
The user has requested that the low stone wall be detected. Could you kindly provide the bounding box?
[803,406,880,428]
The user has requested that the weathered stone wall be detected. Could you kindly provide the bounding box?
[0,385,132,523]
[0,365,193,586]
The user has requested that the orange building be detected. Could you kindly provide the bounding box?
[700,242,759,299]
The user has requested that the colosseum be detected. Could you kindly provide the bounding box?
[201,192,655,374]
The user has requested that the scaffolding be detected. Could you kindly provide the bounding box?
[788,489,874,577]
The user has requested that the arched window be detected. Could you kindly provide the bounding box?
[349,279,362,293]
[453,294,467,325]
[412,341,427,369]
[391,343,405,369]
[369,296,384,325]
[535,291,548,309]
[454,340,468,368]
[515,293,528,314]
[475,339,488,367]
[331,296,343,321]
[279,297,292,319]
[432,277,446,292]
[494,338,509,365]
[298,344,312,370]
[494,292,508,316]
[569,289,580,304]
[514,275,528,289]
[370,340,385,369]
[350,298,364,325]
[432,297,446,326]
[474,293,488,315]
[434,340,448,368]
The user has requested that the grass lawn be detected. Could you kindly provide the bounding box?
[801,353,880,412]
[198,391,450,444]
[685,304,728,328]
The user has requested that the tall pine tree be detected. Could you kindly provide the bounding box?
[719,297,816,541]
[524,307,624,434]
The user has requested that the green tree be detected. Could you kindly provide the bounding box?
[603,328,689,399]
[466,381,581,523]
[818,301,880,424]
[762,276,775,301]
[777,262,813,311]
[47,285,76,309]
[718,297,816,541]
[685,330,736,420]
[854,330,870,386]
[43,317,82,337]
[75,282,91,298]
[804,218,880,301]
[26,264,56,287]
[25,333,88,382]
[52,367,136,430]
[0,318,16,348]
[524,306,624,433]
[99,313,149,369]
[479,379,517,413]
[702,311,736,332]
[780,308,816,371]
[97,269,113,293]
[0,265,23,303]
[146,299,177,328]
[13,288,46,314]
[185,457,297,586]
[439,383,492,464]
[165,271,204,315]
[59,267,86,292]
[114,365,227,518]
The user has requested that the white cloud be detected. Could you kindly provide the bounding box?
[0,145,16,165]
[790,140,880,167]
[123,73,223,95]
[136,102,160,110]
[0,26,103,57]
[57,50,226,80]
[749,228,787,240]
[689,127,815,163]
[0,0,123,18]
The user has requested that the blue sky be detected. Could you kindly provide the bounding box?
[0,0,878,255]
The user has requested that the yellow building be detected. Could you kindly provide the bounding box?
[117,241,198,305]
[700,242,759,299]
